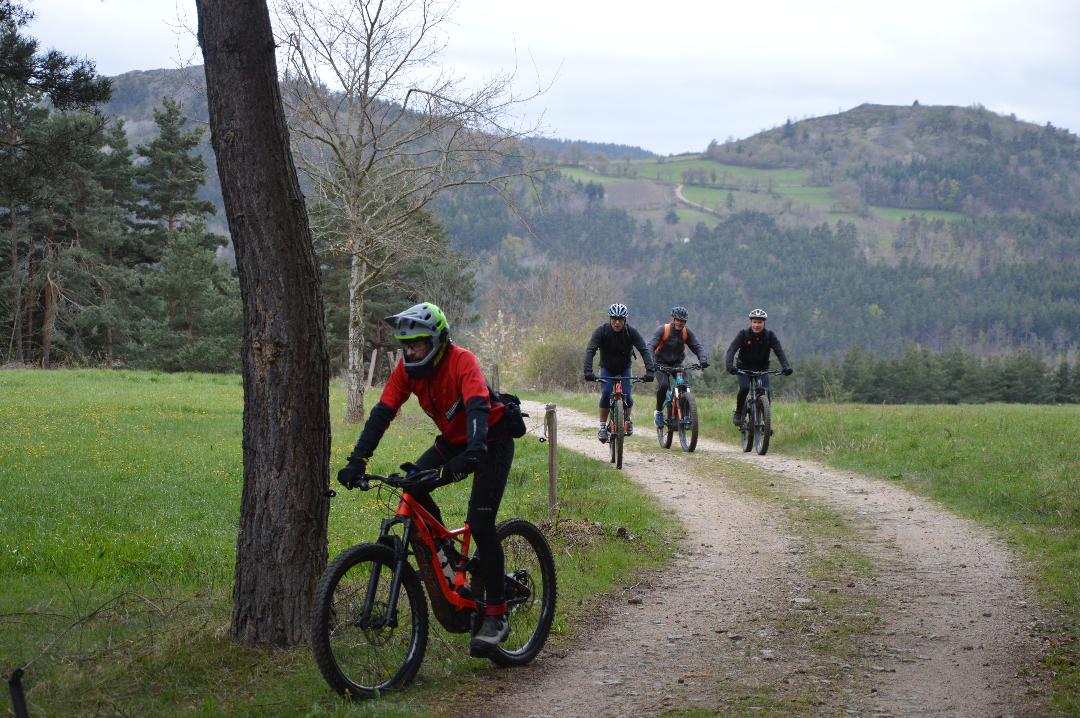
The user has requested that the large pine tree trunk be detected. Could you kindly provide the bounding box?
[196,0,331,647]
[344,255,367,423]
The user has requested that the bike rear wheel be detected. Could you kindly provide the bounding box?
[611,400,625,469]
[678,392,698,453]
[754,395,771,455]
[311,543,428,699]
[486,519,558,667]
[739,403,754,451]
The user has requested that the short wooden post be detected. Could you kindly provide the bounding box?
[365,348,378,388]
[491,363,500,393]
[545,403,557,520]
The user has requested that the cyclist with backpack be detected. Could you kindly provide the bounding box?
[648,306,709,429]
[725,308,793,426]
[583,303,656,442]
[336,302,519,655]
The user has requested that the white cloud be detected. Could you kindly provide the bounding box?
[23,0,1080,155]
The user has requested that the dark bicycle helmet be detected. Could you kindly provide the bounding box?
[384,302,450,378]
[748,308,768,320]
[608,303,629,318]
[671,306,689,321]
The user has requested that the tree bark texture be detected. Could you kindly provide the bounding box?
[344,256,367,423]
[196,0,331,647]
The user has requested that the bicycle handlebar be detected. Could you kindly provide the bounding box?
[735,368,784,376]
[591,376,647,383]
[655,363,703,373]
[356,468,441,492]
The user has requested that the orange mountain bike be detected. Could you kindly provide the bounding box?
[312,468,557,698]
[593,375,644,470]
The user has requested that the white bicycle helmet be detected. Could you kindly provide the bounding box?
[748,308,768,320]
[608,303,629,318]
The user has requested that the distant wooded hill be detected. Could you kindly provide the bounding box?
[103,68,1080,358]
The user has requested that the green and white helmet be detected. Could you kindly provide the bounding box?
[385,302,450,378]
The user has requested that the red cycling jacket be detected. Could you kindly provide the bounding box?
[352,344,505,457]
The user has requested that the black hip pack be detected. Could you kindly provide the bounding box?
[493,391,528,439]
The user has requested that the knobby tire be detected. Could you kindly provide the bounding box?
[754,394,771,455]
[311,543,429,699]
[678,391,698,453]
[612,400,625,470]
[485,519,558,667]
[740,404,754,452]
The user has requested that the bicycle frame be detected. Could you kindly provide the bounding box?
[658,364,700,425]
[366,485,478,633]
[736,368,782,453]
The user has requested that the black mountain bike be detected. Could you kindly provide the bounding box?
[736,369,783,455]
[655,363,701,452]
[592,375,644,470]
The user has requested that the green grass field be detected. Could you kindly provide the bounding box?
[0,370,678,717]
[531,386,1080,711]
[559,158,968,229]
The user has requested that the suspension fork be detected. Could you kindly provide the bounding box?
[361,516,413,627]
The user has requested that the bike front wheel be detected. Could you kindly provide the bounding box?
[611,400,625,469]
[754,395,771,455]
[678,391,698,453]
[740,405,754,452]
[487,519,557,667]
[311,543,429,699]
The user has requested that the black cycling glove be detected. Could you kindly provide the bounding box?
[337,457,367,489]
[443,451,481,483]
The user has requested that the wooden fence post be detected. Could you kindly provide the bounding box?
[365,348,378,389]
[491,363,500,393]
[545,403,557,520]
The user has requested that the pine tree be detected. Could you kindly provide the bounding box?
[0,0,110,362]
[132,97,216,264]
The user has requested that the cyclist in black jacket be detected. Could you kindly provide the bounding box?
[583,303,656,442]
[647,306,709,428]
[725,308,793,426]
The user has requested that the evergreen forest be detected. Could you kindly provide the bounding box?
[2,6,1079,403]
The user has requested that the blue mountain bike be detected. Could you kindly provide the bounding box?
[655,363,701,452]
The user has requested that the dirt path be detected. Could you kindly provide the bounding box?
[464,402,1050,718]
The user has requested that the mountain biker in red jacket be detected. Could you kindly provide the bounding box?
[724,308,793,426]
[336,302,514,655]
[582,303,656,443]
[647,305,709,428]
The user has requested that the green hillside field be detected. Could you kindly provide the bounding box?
[0,370,677,717]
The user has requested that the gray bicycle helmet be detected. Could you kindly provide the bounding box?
[608,303,629,318]
[671,306,689,321]
[384,302,450,378]
[748,308,768,320]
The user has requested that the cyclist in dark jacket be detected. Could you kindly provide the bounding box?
[336,302,515,655]
[647,306,709,428]
[725,308,793,426]
[583,303,656,442]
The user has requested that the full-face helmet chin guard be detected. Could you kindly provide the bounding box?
[385,302,450,378]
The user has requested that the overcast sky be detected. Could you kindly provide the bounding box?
[24,0,1080,155]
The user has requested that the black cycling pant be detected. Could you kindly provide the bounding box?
[655,369,674,411]
[735,373,771,413]
[409,434,514,607]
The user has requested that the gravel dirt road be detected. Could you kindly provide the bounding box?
[462,401,1051,718]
